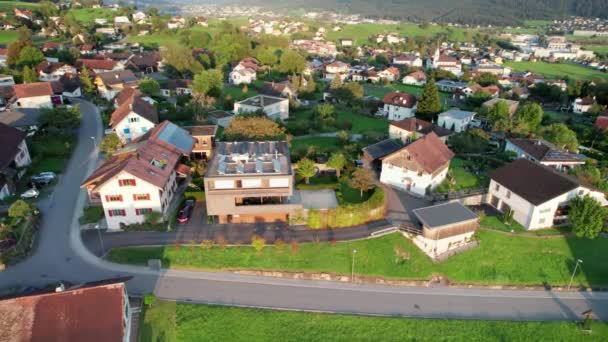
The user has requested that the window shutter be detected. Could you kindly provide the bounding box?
[118,180,123,187]
[105,195,109,202]
[146,193,150,200]
[108,210,113,217]
[119,195,123,202]
[133,194,137,201]
[121,209,126,216]
[132,179,136,186]
[135,208,139,215]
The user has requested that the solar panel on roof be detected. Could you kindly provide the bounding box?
[236,163,244,174]
[273,159,281,173]
[217,162,226,175]
[256,160,263,173]
[157,122,194,152]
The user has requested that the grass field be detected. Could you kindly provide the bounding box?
[140,301,608,342]
[222,85,258,101]
[0,30,18,44]
[364,83,451,103]
[436,158,488,193]
[325,23,473,45]
[107,230,608,287]
[584,45,608,55]
[505,61,608,81]
[291,137,341,152]
[336,110,388,133]
[67,8,116,23]
[0,1,40,11]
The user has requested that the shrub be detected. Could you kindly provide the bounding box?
[9,200,32,219]
[215,235,227,250]
[144,211,163,225]
[200,239,214,249]
[144,293,156,307]
[275,238,286,252]
[251,235,265,252]
[79,206,104,224]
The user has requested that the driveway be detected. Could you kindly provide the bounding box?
[383,185,430,225]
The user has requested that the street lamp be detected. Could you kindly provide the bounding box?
[351,249,357,283]
[568,259,583,290]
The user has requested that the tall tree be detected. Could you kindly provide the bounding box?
[278,50,305,74]
[22,66,37,83]
[297,158,316,184]
[191,69,224,96]
[79,67,95,95]
[99,133,121,155]
[327,152,347,177]
[487,100,511,132]
[513,103,543,134]
[17,46,44,68]
[569,195,606,239]
[416,78,442,121]
[223,116,285,141]
[543,123,579,151]
[350,168,376,198]
[329,75,343,90]
[138,77,160,96]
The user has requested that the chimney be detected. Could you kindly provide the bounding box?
[136,152,140,159]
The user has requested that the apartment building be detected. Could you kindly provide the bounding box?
[204,141,302,224]
[234,95,289,120]
[82,121,194,229]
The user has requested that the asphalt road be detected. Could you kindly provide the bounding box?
[1,99,607,322]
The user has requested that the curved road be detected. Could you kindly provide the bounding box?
[1,100,607,322]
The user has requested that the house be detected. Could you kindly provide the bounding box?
[0,122,31,199]
[114,16,131,26]
[594,115,608,131]
[379,91,417,121]
[339,38,353,47]
[234,95,289,120]
[0,48,7,67]
[392,54,423,68]
[0,109,41,132]
[505,138,585,171]
[94,70,138,100]
[51,76,82,98]
[361,139,403,171]
[125,53,161,75]
[13,82,55,109]
[36,61,77,82]
[459,84,500,99]
[389,118,452,144]
[13,8,32,21]
[428,49,462,76]
[0,74,14,87]
[81,121,194,229]
[114,88,154,108]
[402,70,427,86]
[160,79,192,97]
[410,202,478,259]
[488,159,608,230]
[204,141,302,224]
[435,79,468,92]
[482,98,519,117]
[324,61,350,81]
[0,280,132,342]
[437,109,476,132]
[208,110,235,128]
[229,58,259,85]
[167,16,186,29]
[572,97,595,114]
[378,67,400,82]
[380,132,454,196]
[77,59,123,74]
[110,95,159,142]
[259,81,297,99]
[185,125,217,160]
[132,11,147,23]
[196,17,208,26]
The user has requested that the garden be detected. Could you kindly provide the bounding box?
[0,201,38,267]
[435,157,490,194]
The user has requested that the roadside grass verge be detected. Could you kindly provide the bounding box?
[139,301,608,341]
[107,230,608,287]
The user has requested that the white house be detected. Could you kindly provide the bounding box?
[114,16,131,26]
[36,61,77,82]
[110,95,159,143]
[132,11,147,23]
[0,74,15,87]
[324,61,350,81]
[229,58,259,85]
[234,95,289,120]
[389,118,452,144]
[81,121,194,230]
[378,67,400,82]
[379,91,417,121]
[0,122,32,199]
[572,97,595,114]
[402,70,427,86]
[428,49,462,76]
[380,132,454,196]
[505,138,585,171]
[437,109,476,132]
[13,82,54,109]
[488,159,608,230]
[393,54,423,68]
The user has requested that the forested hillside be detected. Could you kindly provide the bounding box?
[236,0,608,25]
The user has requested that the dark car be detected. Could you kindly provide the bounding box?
[177,199,195,224]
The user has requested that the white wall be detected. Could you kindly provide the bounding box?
[383,104,416,121]
[437,115,473,133]
[17,96,52,109]
[411,231,475,258]
[380,161,448,196]
[114,112,156,143]
[14,140,32,168]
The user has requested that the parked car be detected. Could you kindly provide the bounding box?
[177,199,195,224]
[20,188,40,199]
[31,172,56,184]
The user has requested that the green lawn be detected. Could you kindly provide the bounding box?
[67,8,115,23]
[436,158,488,193]
[107,230,608,287]
[336,110,388,134]
[0,1,40,11]
[338,181,370,204]
[505,61,608,81]
[584,45,608,55]
[479,215,526,233]
[140,301,608,342]
[325,23,474,45]
[0,30,18,45]
[544,110,570,123]
[222,85,258,101]
[291,137,341,153]
[364,84,451,103]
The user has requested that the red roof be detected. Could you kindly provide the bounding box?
[384,132,454,174]
[13,82,53,98]
[595,116,608,131]
[0,282,127,342]
[77,58,117,70]
[382,91,417,108]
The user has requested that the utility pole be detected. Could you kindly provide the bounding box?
[568,259,583,290]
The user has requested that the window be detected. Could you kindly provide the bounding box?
[135,208,152,215]
[142,127,148,133]
[118,179,136,187]
[214,180,235,189]
[578,189,584,195]
[242,179,262,188]
[123,128,130,134]
[269,178,289,188]
[105,195,123,202]
[133,194,150,201]
[129,117,139,123]
[494,184,500,192]
[506,191,511,199]
[108,209,126,217]
[539,218,546,225]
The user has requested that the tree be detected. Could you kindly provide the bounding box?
[7,41,29,66]
[327,152,347,177]
[251,235,266,253]
[474,72,499,86]
[39,106,82,131]
[143,293,156,307]
[79,67,95,95]
[513,103,543,134]
[138,77,160,96]
[350,168,376,198]
[569,195,606,239]
[223,116,285,141]
[22,66,37,83]
[297,158,316,184]
[255,47,278,67]
[329,75,343,90]
[501,207,514,225]
[543,123,579,151]
[416,78,442,121]
[447,129,489,154]
[161,43,202,76]
[487,100,511,131]
[570,163,602,185]
[314,103,335,120]
[191,69,223,96]
[17,46,45,68]
[337,82,364,103]
[278,50,305,74]
[8,200,31,219]
[99,133,121,155]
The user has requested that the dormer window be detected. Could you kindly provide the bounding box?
[151,159,167,169]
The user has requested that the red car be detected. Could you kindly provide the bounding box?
[177,200,195,224]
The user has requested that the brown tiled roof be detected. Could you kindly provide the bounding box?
[128,52,161,68]
[115,87,142,106]
[97,70,138,87]
[0,282,126,342]
[578,96,595,105]
[490,159,580,205]
[0,122,26,169]
[406,70,426,81]
[595,115,608,131]
[77,58,117,70]
[185,125,217,136]
[390,118,452,137]
[110,95,158,127]
[13,82,53,98]
[164,79,192,90]
[507,138,584,163]
[382,91,417,108]
[384,132,454,174]
[36,60,66,74]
